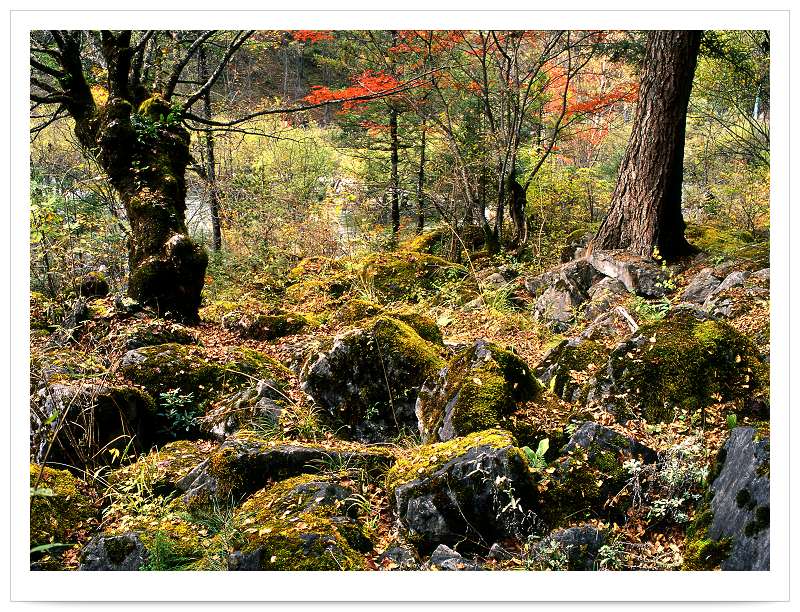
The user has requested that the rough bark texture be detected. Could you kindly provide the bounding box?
[593,30,702,259]
[86,96,207,321]
[47,32,208,322]
[389,106,401,235]
[198,46,223,252]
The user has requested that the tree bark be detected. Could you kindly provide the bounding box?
[198,46,223,251]
[416,121,426,233]
[89,96,207,321]
[593,30,702,259]
[389,106,400,235]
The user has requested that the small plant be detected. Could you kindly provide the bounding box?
[521,438,550,471]
[726,413,738,430]
[157,389,200,437]
[139,531,200,571]
[629,295,671,322]
[597,538,626,570]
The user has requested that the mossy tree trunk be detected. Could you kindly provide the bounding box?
[593,30,702,259]
[31,31,219,322]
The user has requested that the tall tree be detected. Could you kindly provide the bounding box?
[30,30,252,321]
[593,30,702,258]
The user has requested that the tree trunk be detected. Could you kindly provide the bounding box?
[78,96,207,321]
[593,30,702,259]
[198,46,223,251]
[389,106,400,235]
[416,121,426,233]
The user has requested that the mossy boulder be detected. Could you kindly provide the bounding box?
[386,429,540,553]
[332,300,444,345]
[202,380,287,439]
[530,525,607,571]
[287,256,347,282]
[416,339,541,443]
[178,435,395,506]
[112,319,197,350]
[536,422,657,528]
[534,337,610,404]
[683,427,769,570]
[30,464,98,566]
[356,251,466,301]
[32,382,156,468]
[75,270,110,298]
[120,343,289,406]
[106,440,212,498]
[221,308,316,340]
[606,309,767,423]
[226,476,370,570]
[301,316,445,442]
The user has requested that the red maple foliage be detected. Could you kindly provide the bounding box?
[303,70,403,109]
[292,30,335,43]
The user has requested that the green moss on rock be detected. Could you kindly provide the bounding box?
[385,428,518,493]
[610,311,766,423]
[30,465,97,550]
[417,340,541,442]
[357,251,466,301]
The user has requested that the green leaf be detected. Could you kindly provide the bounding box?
[30,542,71,554]
[536,438,550,458]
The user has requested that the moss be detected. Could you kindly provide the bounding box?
[121,343,289,405]
[287,256,346,282]
[398,227,450,254]
[117,319,197,349]
[551,340,608,400]
[226,477,369,570]
[418,341,540,441]
[386,308,444,345]
[610,311,766,423]
[137,95,172,120]
[357,251,466,301]
[223,310,317,340]
[106,440,211,496]
[30,465,97,548]
[385,428,517,493]
[683,537,732,570]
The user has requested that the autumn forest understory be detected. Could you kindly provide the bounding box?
[29,29,770,572]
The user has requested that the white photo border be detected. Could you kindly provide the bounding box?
[8,8,790,602]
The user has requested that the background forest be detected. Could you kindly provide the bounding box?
[29,30,771,573]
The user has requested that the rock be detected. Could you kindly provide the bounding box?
[32,382,156,467]
[202,380,286,439]
[749,267,770,283]
[226,475,369,570]
[30,465,98,568]
[79,533,149,571]
[105,440,212,497]
[537,422,656,526]
[377,543,420,570]
[356,251,466,301]
[75,270,110,298]
[563,422,657,464]
[681,268,723,303]
[416,339,541,443]
[387,429,541,553]
[222,309,315,341]
[427,544,484,570]
[178,436,394,506]
[121,343,290,406]
[533,525,606,570]
[588,250,668,298]
[684,427,769,571]
[602,309,767,423]
[114,319,197,350]
[300,316,445,442]
[524,260,597,330]
[533,338,609,404]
